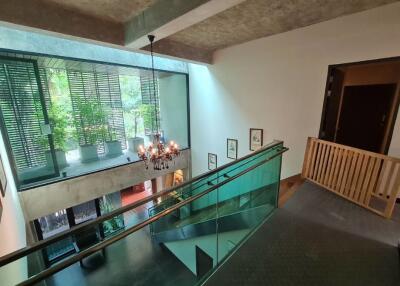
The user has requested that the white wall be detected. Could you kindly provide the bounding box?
[0,132,27,285]
[159,74,189,148]
[189,2,400,178]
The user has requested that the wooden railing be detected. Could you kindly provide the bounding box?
[302,137,400,218]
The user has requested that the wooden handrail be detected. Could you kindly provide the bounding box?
[302,137,400,219]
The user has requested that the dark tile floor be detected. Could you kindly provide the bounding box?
[204,181,400,286]
[44,203,197,286]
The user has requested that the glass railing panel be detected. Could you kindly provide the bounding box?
[149,194,219,281]
[215,150,282,264]
[150,143,283,233]
[0,198,166,282]
[0,142,286,286]
[148,142,282,220]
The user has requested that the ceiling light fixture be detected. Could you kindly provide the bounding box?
[137,35,180,170]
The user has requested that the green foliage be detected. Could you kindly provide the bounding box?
[107,126,119,142]
[120,75,141,111]
[119,74,161,138]
[100,196,124,234]
[35,101,70,152]
[48,103,69,151]
[120,75,144,138]
[46,68,78,151]
[140,104,156,133]
[74,97,107,146]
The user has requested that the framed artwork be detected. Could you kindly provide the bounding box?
[249,128,263,151]
[173,170,184,186]
[208,153,217,170]
[227,139,238,159]
[0,155,7,197]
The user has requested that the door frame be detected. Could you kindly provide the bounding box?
[319,57,400,155]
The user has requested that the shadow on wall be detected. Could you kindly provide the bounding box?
[0,132,28,285]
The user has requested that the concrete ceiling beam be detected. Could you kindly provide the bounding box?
[0,0,124,45]
[125,0,245,49]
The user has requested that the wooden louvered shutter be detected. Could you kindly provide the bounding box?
[67,70,126,154]
[140,72,160,133]
[0,58,58,183]
[95,72,126,149]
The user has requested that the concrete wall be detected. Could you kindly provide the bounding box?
[0,24,187,74]
[0,132,27,285]
[189,2,400,179]
[19,149,190,221]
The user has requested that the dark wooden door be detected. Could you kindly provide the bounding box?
[336,84,396,153]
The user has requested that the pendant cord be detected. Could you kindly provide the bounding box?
[149,36,160,135]
[148,38,155,136]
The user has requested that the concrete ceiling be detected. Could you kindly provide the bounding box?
[41,0,156,23]
[166,0,398,52]
[0,0,398,63]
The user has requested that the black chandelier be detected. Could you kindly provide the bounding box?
[137,35,180,170]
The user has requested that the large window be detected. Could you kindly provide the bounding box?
[0,53,189,190]
[37,209,75,263]
[34,178,162,264]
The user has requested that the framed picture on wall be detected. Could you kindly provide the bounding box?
[249,128,264,151]
[208,153,217,170]
[227,139,238,159]
[0,155,7,197]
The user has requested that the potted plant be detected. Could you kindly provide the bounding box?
[127,108,144,153]
[74,98,104,163]
[105,127,123,157]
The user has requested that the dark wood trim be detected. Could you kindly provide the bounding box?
[319,65,334,139]
[382,84,400,154]
[320,57,400,155]
[329,55,400,70]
